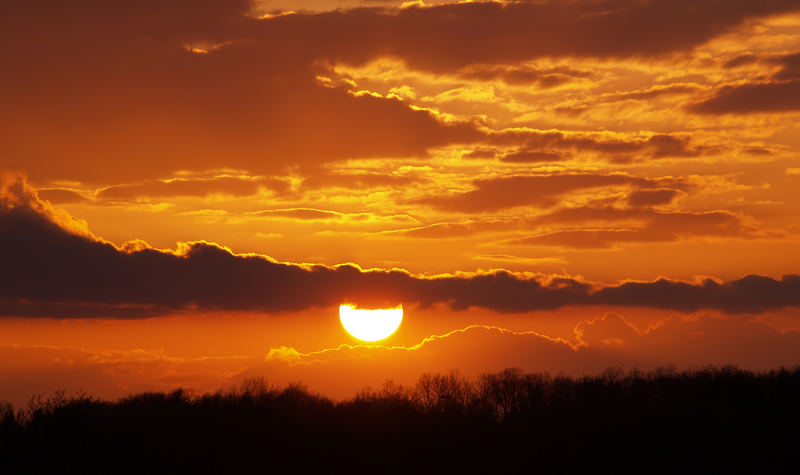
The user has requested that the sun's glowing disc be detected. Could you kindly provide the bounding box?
[339,304,403,342]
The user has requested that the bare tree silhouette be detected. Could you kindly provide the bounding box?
[1,366,799,474]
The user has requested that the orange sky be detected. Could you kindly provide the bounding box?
[1,0,800,407]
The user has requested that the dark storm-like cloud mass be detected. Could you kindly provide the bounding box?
[1,178,798,318]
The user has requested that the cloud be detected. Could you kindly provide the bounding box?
[252,208,344,220]
[417,173,668,212]
[574,313,645,347]
[514,229,662,248]
[97,176,289,201]
[628,189,679,207]
[690,80,800,114]
[690,52,800,114]
[3,310,799,407]
[484,130,711,161]
[475,131,699,162]
[1,174,798,317]
[398,196,744,243]
[513,205,754,248]
[396,220,516,238]
[284,0,800,72]
[3,0,798,182]
[247,208,414,223]
[456,64,593,88]
[36,189,90,205]
[0,1,484,183]
[592,275,800,313]
[599,84,703,102]
[722,52,759,69]
[500,150,565,163]
[255,312,800,399]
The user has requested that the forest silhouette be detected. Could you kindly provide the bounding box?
[1,366,798,473]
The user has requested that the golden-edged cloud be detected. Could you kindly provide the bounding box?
[2,175,799,319]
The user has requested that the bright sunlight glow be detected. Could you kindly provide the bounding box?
[339,304,403,342]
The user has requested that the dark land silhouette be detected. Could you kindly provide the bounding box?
[1,366,799,474]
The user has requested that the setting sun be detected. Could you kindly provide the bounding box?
[339,304,403,342]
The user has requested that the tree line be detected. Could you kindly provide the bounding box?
[1,366,799,473]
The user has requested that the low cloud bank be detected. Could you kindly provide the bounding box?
[2,174,798,318]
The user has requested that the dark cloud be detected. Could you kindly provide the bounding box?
[644,134,707,158]
[0,298,166,319]
[691,52,800,114]
[744,147,773,156]
[501,150,565,163]
[628,189,679,207]
[555,105,589,117]
[2,176,797,317]
[770,52,800,80]
[417,174,667,212]
[0,199,584,315]
[486,130,710,161]
[722,53,759,69]
[689,80,800,114]
[592,275,800,314]
[515,206,752,248]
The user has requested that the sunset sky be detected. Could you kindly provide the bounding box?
[2,0,800,407]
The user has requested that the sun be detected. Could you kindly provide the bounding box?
[339,304,403,342]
